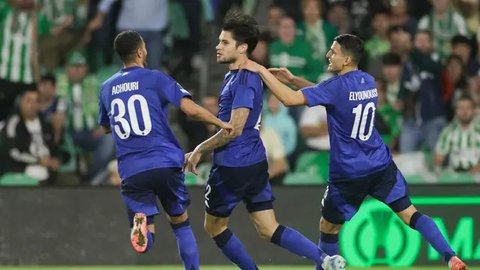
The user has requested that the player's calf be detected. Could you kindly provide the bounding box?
[130,213,154,253]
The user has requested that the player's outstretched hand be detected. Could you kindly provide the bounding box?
[240,59,262,73]
[221,121,234,135]
[186,150,202,175]
[268,67,294,84]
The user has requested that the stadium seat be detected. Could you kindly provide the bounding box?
[0,173,38,186]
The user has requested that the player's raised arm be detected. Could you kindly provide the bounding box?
[268,68,316,90]
[180,98,233,133]
[242,60,309,106]
[185,107,250,175]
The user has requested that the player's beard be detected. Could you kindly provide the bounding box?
[217,55,236,64]
[143,58,148,68]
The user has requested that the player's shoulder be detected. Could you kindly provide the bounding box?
[237,69,261,87]
[317,74,342,89]
[149,69,176,83]
[100,71,122,92]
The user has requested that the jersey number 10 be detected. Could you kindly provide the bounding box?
[111,94,152,139]
[350,102,376,141]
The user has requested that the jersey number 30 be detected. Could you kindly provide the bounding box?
[111,94,152,139]
[350,102,376,141]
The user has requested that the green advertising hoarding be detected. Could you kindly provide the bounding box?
[341,197,480,266]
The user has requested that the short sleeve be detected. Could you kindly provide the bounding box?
[231,71,258,110]
[301,77,339,107]
[232,84,255,110]
[98,90,109,126]
[156,71,192,108]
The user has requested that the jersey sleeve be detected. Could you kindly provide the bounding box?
[231,72,258,110]
[97,88,109,126]
[301,77,339,107]
[156,71,192,108]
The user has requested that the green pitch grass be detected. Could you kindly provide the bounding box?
[0,266,479,270]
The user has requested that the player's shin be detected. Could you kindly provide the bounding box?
[319,232,339,256]
[171,220,200,270]
[213,228,259,270]
[410,211,456,263]
[271,225,328,264]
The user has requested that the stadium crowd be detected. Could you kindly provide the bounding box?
[0,0,479,186]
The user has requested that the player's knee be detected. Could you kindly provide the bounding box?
[256,226,275,241]
[320,217,342,234]
[204,220,227,238]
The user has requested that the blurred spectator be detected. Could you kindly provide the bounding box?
[272,0,302,21]
[0,0,50,121]
[251,33,270,67]
[169,0,202,81]
[364,12,391,77]
[38,74,65,145]
[263,4,285,42]
[375,77,402,150]
[399,30,446,153]
[178,94,219,152]
[39,0,89,71]
[453,0,479,34]
[263,93,297,157]
[381,52,403,110]
[387,25,413,61]
[325,2,351,35]
[338,0,389,39]
[297,0,337,70]
[107,159,121,186]
[87,0,168,70]
[269,16,322,122]
[450,35,479,77]
[388,0,417,35]
[299,105,329,152]
[269,16,322,83]
[442,54,473,120]
[0,88,60,184]
[56,50,115,183]
[260,126,288,185]
[434,95,480,173]
[418,0,468,59]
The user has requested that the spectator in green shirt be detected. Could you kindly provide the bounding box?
[56,50,115,184]
[375,78,402,151]
[434,95,480,173]
[296,0,337,71]
[269,16,322,83]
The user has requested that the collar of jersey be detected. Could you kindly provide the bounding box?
[122,66,142,72]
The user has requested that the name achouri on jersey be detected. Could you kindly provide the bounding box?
[112,81,140,95]
[348,88,378,101]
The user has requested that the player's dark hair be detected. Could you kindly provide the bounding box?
[114,31,143,63]
[222,10,259,54]
[334,34,364,65]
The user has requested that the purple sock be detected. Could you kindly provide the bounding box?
[411,212,455,262]
[171,220,200,270]
[319,232,339,256]
[271,225,327,265]
[213,229,258,270]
